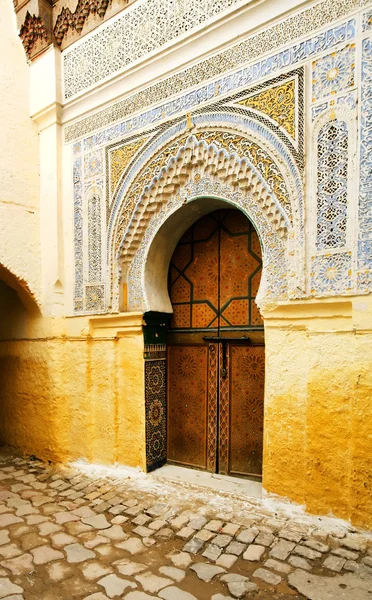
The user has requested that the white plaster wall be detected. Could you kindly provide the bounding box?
[0,0,40,303]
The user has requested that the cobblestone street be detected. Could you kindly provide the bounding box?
[0,449,371,600]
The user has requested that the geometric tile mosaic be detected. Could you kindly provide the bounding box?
[312,44,356,102]
[311,252,353,296]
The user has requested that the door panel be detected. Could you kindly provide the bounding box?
[167,209,265,478]
[167,345,208,469]
[229,345,265,477]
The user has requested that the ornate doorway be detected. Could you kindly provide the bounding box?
[167,208,265,478]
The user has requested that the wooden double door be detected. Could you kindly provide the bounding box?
[167,209,265,478]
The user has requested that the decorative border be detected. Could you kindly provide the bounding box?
[63,0,244,100]
[64,7,358,143]
[357,37,372,291]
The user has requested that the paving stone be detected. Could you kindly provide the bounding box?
[294,544,322,560]
[341,536,367,552]
[26,515,48,527]
[66,521,92,535]
[98,574,136,598]
[203,544,222,561]
[255,531,275,547]
[15,505,37,517]
[108,505,126,515]
[133,526,153,538]
[159,566,185,582]
[100,525,128,541]
[171,515,189,529]
[188,516,207,530]
[79,533,108,549]
[84,594,110,600]
[116,537,145,555]
[82,515,111,529]
[132,514,151,526]
[242,544,265,561]
[236,528,257,544]
[221,523,240,536]
[143,537,156,547]
[38,522,61,536]
[362,556,372,568]
[343,560,359,572]
[147,519,166,532]
[190,563,226,582]
[1,595,23,600]
[111,515,128,525]
[113,558,147,576]
[221,573,258,598]
[135,571,173,593]
[288,555,312,570]
[0,515,22,528]
[72,506,96,518]
[158,587,197,600]
[0,545,21,560]
[323,555,346,572]
[183,537,204,554]
[226,541,246,556]
[31,545,64,564]
[253,567,282,585]
[288,568,372,600]
[0,553,33,575]
[216,553,238,568]
[221,573,248,583]
[304,539,330,553]
[264,558,292,574]
[65,543,96,563]
[170,552,192,569]
[156,528,173,538]
[194,529,215,542]
[228,580,258,598]
[269,539,295,560]
[50,532,76,547]
[204,520,223,532]
[213,534,233,548]
[46,560,75,582]
[0,578,23,598]
[146,503,168,517]
[211,595,235,600]
[332,547,359,560]
[95,544,113,556]
[81,562,113,580]
[176,527,195,540]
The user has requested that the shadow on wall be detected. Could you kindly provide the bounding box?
[0,265,53,458]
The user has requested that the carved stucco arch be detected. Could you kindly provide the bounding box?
[127,179,287,314]
[109,114,304,312]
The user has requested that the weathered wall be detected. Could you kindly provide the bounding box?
[262,296,372,530]
[0,0,40,303]
[0,314,146,469]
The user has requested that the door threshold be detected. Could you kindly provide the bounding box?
[150,464,262,499]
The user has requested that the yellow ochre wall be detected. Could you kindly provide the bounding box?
[262,296,372,530]
[0,299,371,529]
[0,313,146,470]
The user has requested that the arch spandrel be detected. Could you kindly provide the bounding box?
[109,114,305,312]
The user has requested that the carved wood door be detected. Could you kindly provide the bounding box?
[167,209,265,478]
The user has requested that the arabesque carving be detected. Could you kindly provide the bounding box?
[19,11,50,59]
[117,135,289,269]
[54,0,131,46]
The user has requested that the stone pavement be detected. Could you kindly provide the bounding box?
[0,450,371,599]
